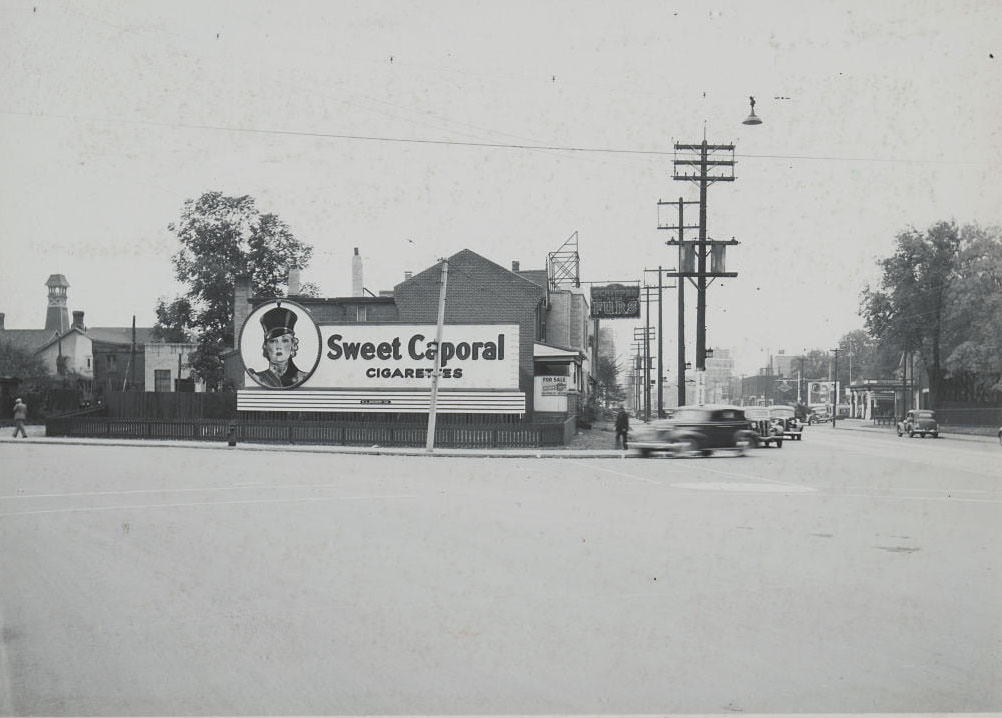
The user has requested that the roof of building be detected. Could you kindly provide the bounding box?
[2,326,159,354]
[0,329,60,353]
[516,269,548,290]
[45,274,70,287]
[86,327,159,345]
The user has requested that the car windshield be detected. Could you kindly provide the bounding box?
[915,411,935,418]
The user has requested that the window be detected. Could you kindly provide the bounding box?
[356,305,367,322]
[154,369,171,393]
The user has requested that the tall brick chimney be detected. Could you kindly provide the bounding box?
[72,311,85,330]
[0,312,5,331]
[511,260,520,272]
[233,276,252,348]
[351,247,363,297]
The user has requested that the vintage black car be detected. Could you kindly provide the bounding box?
[896,409,939,438]
[745,406,784,448]
[769,405,804,440]
[807,404,832,424]
[631,404,754,457]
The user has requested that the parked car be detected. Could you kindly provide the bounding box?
[631,404,754,457]
[807,404,832,424]
[745,406,784,448]
[768,404,804,440]
[896,409,939,438]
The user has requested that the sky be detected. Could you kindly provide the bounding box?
[1,0,1000,376]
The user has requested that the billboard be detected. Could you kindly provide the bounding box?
[590,284,640,319]
[237,300,524,412]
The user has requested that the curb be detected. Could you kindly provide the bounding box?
[0,434,629,459]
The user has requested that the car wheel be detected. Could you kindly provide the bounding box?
[638,448,651,458]
[734,431,752,456]
[931,433,938,438]
[896,428,903,437]
[908,430,915,437]
[776,439,783,448]
[676,438,699,458]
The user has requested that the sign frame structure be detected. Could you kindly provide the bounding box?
[589,283,641,319]
[237,301,525,413]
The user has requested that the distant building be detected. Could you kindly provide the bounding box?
[0,276,202,396]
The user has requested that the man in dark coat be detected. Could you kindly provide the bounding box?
[614,405,630,449]
[246,306,309,389]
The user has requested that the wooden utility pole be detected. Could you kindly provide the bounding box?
[425,259,449,452]
[663,141,738,373]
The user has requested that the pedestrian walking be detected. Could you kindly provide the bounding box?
[12,397,28,438]
[615,405,630,450]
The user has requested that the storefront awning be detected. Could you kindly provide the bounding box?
[533,342,583,363]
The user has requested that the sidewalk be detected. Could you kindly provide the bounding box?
[0,422,628,459]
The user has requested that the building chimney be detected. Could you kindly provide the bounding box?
[404,271,413,281]
[511,260,520,272]
[232,275,252,348]
[351,247,364,297]
[288,268,301,296]
[0,312,5,331]
[72,311,85,330]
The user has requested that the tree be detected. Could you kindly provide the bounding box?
[942,224,1002,396]
[861,221,962,408]
[152,296,193,343]
[157,192,313,389]
[0,339,49,379]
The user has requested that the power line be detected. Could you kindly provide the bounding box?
[0,109,988,166]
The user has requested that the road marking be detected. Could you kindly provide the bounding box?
[566,460,661,484]
[670,481,816,493]
[0,493,417,518]
[0,482,376,501]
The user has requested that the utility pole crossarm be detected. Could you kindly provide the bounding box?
[675,143,735,151]
[673,159,736,167]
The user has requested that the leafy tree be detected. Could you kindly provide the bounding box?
[0,339,49,379]
[157,192,313,389]
[861,221,962,408]
[942,224,1002,395]
[152,296,193,343]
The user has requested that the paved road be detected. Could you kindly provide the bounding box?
[1,428,999,715]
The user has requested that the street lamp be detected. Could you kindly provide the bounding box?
[742,96,762,125]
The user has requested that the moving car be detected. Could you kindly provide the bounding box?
[768,404,804,440]
[896,409,939,438]
[745,406,784,448]
[631,404,754,458]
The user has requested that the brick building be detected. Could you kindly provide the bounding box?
[225,248,594,425]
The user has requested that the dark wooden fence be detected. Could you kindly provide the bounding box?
[104,391,237,419]
[46,415,577,448]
